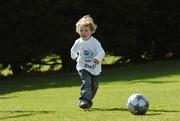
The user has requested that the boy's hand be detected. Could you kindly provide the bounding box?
[93,58,100,64]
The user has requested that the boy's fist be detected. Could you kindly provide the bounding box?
[93,58,100,64]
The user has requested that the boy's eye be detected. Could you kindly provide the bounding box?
[80,30,88,32]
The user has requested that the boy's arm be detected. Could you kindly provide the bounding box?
[70,41,79,60]
[94,42,105,63]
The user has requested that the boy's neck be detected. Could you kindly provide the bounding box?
[82,36,91,41]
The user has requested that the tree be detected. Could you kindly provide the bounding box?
[1,0,180,75]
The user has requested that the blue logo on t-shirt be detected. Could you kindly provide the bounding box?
[84,49,94,62]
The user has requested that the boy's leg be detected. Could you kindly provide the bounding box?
[79,69,93,103]
[91,75,98,99]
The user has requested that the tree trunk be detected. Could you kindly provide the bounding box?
[59,50,76,72]
[10,63,22,75]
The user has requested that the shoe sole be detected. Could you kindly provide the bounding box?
[79,103,92,109]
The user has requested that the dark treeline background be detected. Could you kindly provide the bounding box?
[0,0,180,76]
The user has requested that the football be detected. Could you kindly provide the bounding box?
[127,93,149,115]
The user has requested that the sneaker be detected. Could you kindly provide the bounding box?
[79,100,92,109]
[89,101,93,108]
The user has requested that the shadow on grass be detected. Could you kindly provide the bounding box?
[0,60,180,95]
[86,107,180,116]
[101,60,180,84]
[150,109,180,113]
[0,72,81,95]
[85,107,128,112]
[0,110,55,120]
[0,96,18,99]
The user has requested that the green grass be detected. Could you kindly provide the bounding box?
[0,60,180,121]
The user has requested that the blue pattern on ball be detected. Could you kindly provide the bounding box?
[127,93,149,115]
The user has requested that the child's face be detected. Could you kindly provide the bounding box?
[79,25,92,40]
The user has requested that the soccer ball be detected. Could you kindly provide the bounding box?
[127,93,149,115]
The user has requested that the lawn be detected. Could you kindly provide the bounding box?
[0,60,180,121]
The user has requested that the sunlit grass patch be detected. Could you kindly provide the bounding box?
[0,54,121,76]
[102,55,121,65]
[0,65,13,76]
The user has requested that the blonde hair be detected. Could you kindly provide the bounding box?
[76,15,97,34]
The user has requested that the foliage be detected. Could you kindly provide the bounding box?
[0,0,180,75]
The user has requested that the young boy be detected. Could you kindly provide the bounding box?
[70,15,105,109]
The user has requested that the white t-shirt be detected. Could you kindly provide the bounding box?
[71,36,105,75]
